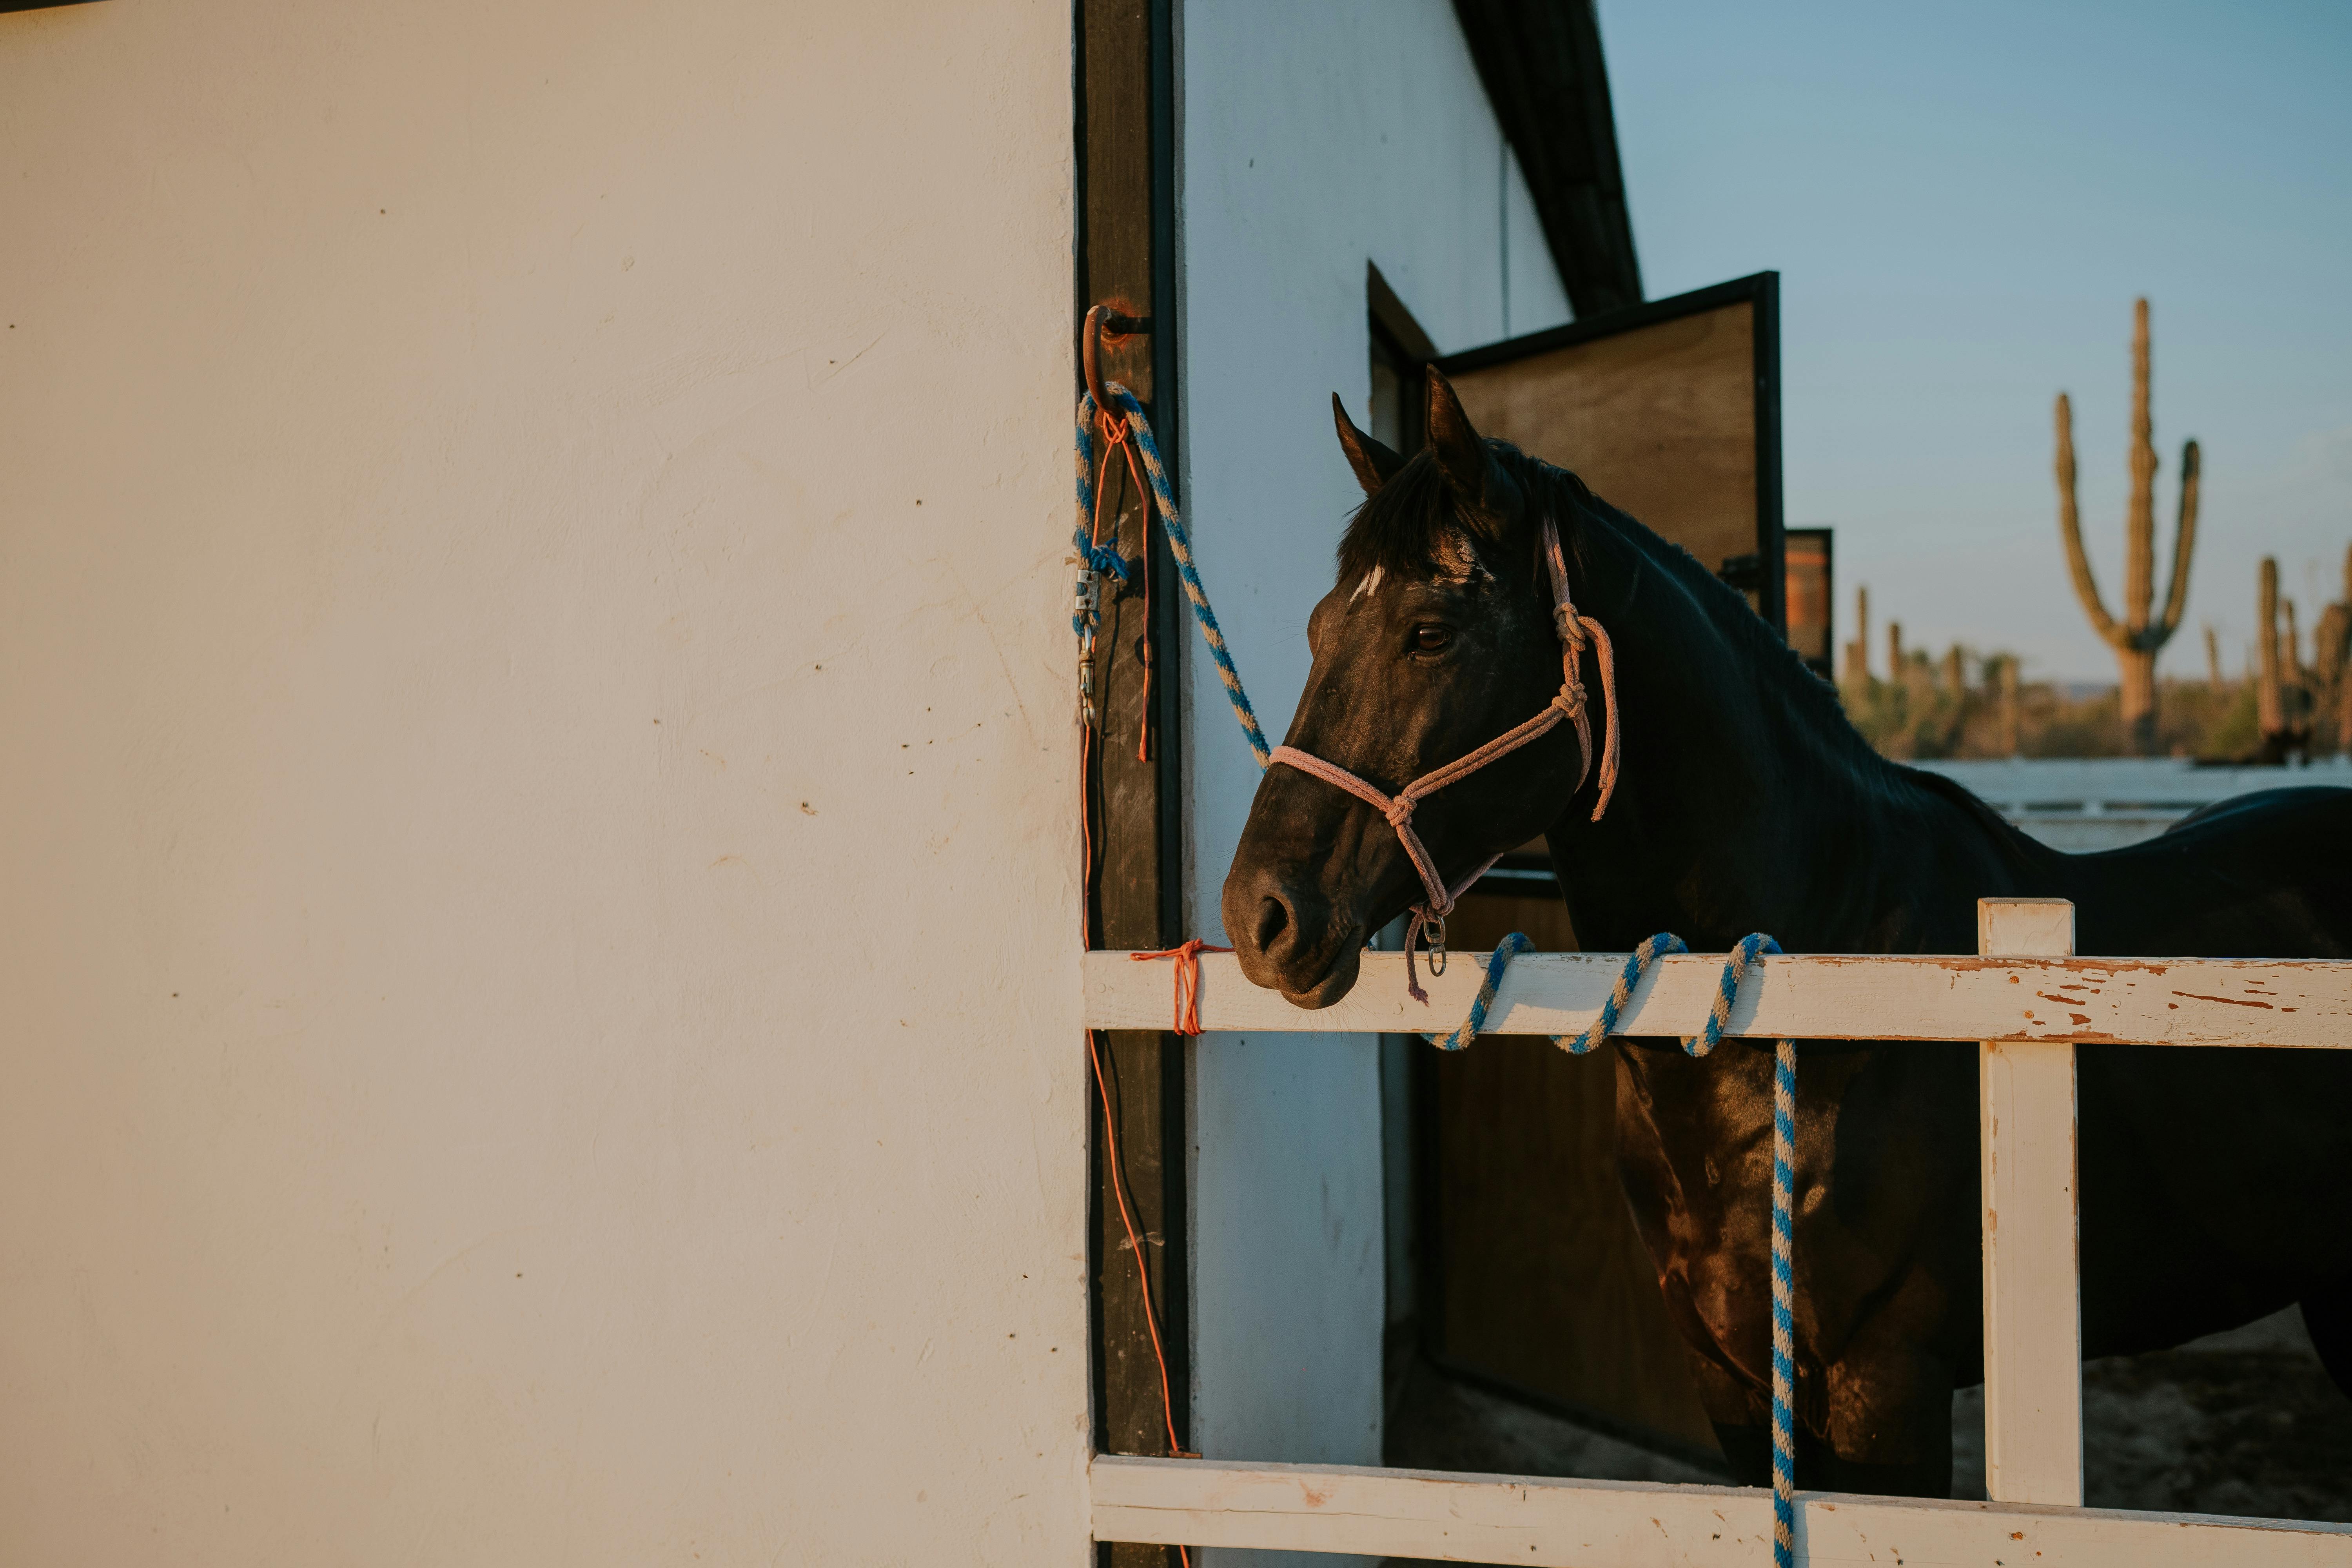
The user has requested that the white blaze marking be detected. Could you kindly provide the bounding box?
[1349,565,1385,603]
[1433,531,1487,584]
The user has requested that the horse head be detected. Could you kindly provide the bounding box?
[1222,368,1600,1006]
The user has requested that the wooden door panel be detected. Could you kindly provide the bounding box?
[1449,303,1754,583]
[1434,274,1784,632]
[1436,893,1719,1453]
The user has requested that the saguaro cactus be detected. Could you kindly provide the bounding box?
[1843,586,1872,688]
[2257,558,2280,737]
[1998,657,2020,756]
[2255,555,2310,758]
[2316,544,2352,753]
[2056,299,2202,754]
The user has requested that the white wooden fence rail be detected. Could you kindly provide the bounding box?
[1081,949,2352,1049]
[1091,1454,2352,1565]
[1081,900,2352,1564]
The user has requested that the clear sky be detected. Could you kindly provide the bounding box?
[1598,0,2352,684]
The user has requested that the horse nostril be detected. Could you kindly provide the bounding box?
[1253,893,1293,957]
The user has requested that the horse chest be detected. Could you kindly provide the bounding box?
[1612,1039,1981,1371]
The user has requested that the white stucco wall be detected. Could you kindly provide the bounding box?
[0,3,1088,1563]
[1175,4,1571,1559]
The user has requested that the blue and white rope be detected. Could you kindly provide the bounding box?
[1426,929,1797,1566]
[1424,931,1686,1053]
[1771,1017,1797,1566]
[1074,387,1273,768]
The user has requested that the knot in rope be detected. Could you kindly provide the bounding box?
[1382,797,1417,829]
[1130,938,1232,1036]
[1076,539,1132,583]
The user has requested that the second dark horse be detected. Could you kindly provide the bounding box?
[1221,367,2352,1496]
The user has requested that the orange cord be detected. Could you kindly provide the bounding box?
[1091,417,1127,565]
[1088,1031,1190,1459]
[1082,408,1194,1567]
[1129,939,1232,1036]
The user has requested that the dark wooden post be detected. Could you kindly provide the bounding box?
[1079,4,1189,1563]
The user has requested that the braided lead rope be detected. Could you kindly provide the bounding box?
[1773,1027,1797,1568]
[1712,934,1797,1568]
[1076,386,1272,767]
[1425,930,1797,1565]
[1422,930,1691,1054]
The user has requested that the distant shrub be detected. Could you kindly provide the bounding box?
[1842,649,2268,762]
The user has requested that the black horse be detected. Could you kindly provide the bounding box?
[1221,366,2352,1497]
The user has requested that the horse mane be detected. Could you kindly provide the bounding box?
[1532,455,1864,746]
[1335,439,2029,845]
[1533,456,2034,834]
[1334,447,1496,582]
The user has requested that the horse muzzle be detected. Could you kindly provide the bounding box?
[1220,862,1365,1009]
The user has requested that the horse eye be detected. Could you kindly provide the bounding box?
[1414,625,1454,653]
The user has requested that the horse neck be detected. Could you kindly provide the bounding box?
[1545,505,1929,952]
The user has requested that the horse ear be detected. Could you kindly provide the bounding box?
[1332,394,1406,495]
[1425,367,1488,499]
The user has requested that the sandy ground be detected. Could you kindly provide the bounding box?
[1956,1308,2352,1521]
[1383,1308,2352,1564]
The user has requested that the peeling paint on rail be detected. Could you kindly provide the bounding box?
[2172,989,2272,1009]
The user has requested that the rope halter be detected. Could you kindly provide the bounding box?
[1269,515,1621,1002]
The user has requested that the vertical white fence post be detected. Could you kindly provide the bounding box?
[1977,897,2084,1505]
